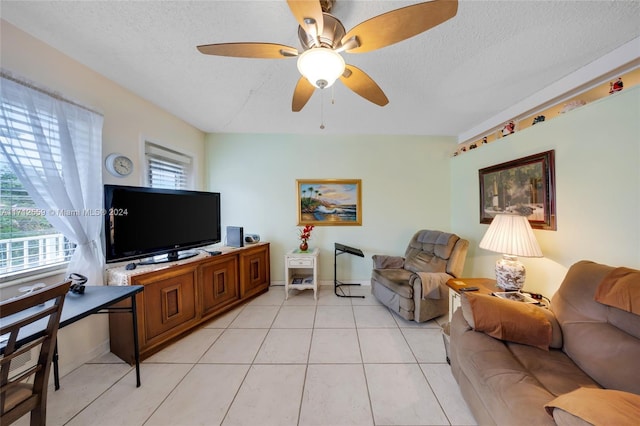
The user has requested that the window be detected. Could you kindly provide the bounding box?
[0,108,74,279]
[145,142,192,189]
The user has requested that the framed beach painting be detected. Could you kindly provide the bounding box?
[297,179,362,226]
[479,150,556,230]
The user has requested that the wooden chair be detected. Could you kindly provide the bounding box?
[1,280,70,426]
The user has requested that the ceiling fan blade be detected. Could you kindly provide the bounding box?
[292,77,316,112]
[287,0,324,42]
[340,65,389,107]
[341,0,458,54]
[197,42,298,58]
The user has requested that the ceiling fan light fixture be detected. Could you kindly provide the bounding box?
[297,47,345,89]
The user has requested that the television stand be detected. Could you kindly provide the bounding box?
[138,250,198,265]
[334,242,365,298]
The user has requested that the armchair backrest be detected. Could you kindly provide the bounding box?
[404,230,469,278]
[1,280,70,425]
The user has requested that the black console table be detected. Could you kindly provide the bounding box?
[334,242,365,298]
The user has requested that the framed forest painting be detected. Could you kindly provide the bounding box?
[479,150,556,230]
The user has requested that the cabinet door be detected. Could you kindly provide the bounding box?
[133,265,198,345]
[239,244,270,298]
[200,255,239,317]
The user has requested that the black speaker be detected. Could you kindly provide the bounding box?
[227,226,244,248]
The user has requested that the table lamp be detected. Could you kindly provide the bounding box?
[479,213,543,291]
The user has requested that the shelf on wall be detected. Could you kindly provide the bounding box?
[453,67,640,157]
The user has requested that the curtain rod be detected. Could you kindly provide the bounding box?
[1,69,103,117]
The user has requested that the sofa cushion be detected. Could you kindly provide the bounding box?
[461,292,552,350]
[545,387,640,426]
[594,266,640,315]
[506,343,599,397]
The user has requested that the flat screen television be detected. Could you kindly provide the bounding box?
[104,185,221,264]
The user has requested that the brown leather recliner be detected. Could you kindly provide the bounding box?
[371,230,469,322]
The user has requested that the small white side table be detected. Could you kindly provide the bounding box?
[284,248,319,300]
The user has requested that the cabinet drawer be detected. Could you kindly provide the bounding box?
[288,258,313,267]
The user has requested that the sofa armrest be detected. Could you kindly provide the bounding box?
[372,255,405,269]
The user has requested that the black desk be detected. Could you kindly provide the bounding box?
[1,285,143,389]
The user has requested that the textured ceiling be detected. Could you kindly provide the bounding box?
[2,1,639,137]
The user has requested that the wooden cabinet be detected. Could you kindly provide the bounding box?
[239,243,270,298]
[200,255,239,318]
[109,243,270,362]
[136,264,198,344]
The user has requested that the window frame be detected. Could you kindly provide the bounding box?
[143,141,193,190]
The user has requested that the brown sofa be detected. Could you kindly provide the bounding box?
[450,260,640,425]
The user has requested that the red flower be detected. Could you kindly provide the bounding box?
[298,225,315,242]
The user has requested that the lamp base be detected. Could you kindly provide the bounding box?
[495,255,526,291]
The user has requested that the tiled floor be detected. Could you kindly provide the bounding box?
[25,285,477,426]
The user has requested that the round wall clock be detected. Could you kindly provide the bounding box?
[105,153,134,177]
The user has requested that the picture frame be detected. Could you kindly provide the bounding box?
[479,150,556,230]
[297,179,362,226]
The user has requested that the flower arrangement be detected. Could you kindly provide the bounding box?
[298,224,314,251]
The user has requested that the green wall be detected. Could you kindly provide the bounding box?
[206,88,639,297]
[205,133,457,283]
[451,87,640,296]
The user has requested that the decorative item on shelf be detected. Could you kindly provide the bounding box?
[479,213,543,291]
[469,142,477,150]
[609,77,623,94]
[501,120,516,137]
[560,99,586,114]
[532,115,545,125]
[482,136,488,144]
[298,224,314,251]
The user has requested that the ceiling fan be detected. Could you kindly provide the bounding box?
[197,0,458,112]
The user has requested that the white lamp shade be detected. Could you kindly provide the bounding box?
[297,47,345,89]
[479,213,543,258]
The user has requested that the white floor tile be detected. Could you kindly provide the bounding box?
[45,287,480,426]
[145,364,249,426]
[228,305,279,328]
[392,312,442,328]
[40,363,132,426]
[299,364,373,426]
[272,305,316,328]
[366,363,448,425]
[421,363,478,425]
[314,305,356,328]
[223,364,306,426]
[200,328,268,363]
[317,285,352,305]
[65,363,192,426]
[248,287,286,305]
[254,328,312,364]
[358,328,416,363]
[308,328,362,364]
[353,305,397,328]
[203,306,243,328]
[402,327,447,363]
[145,327,223,363]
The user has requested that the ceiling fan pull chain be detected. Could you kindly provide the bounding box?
[320,90,325,129]
[331,85,336,105]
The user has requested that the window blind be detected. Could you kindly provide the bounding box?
[145,143,192,190]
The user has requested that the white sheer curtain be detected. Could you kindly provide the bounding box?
[0,75,105,285]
